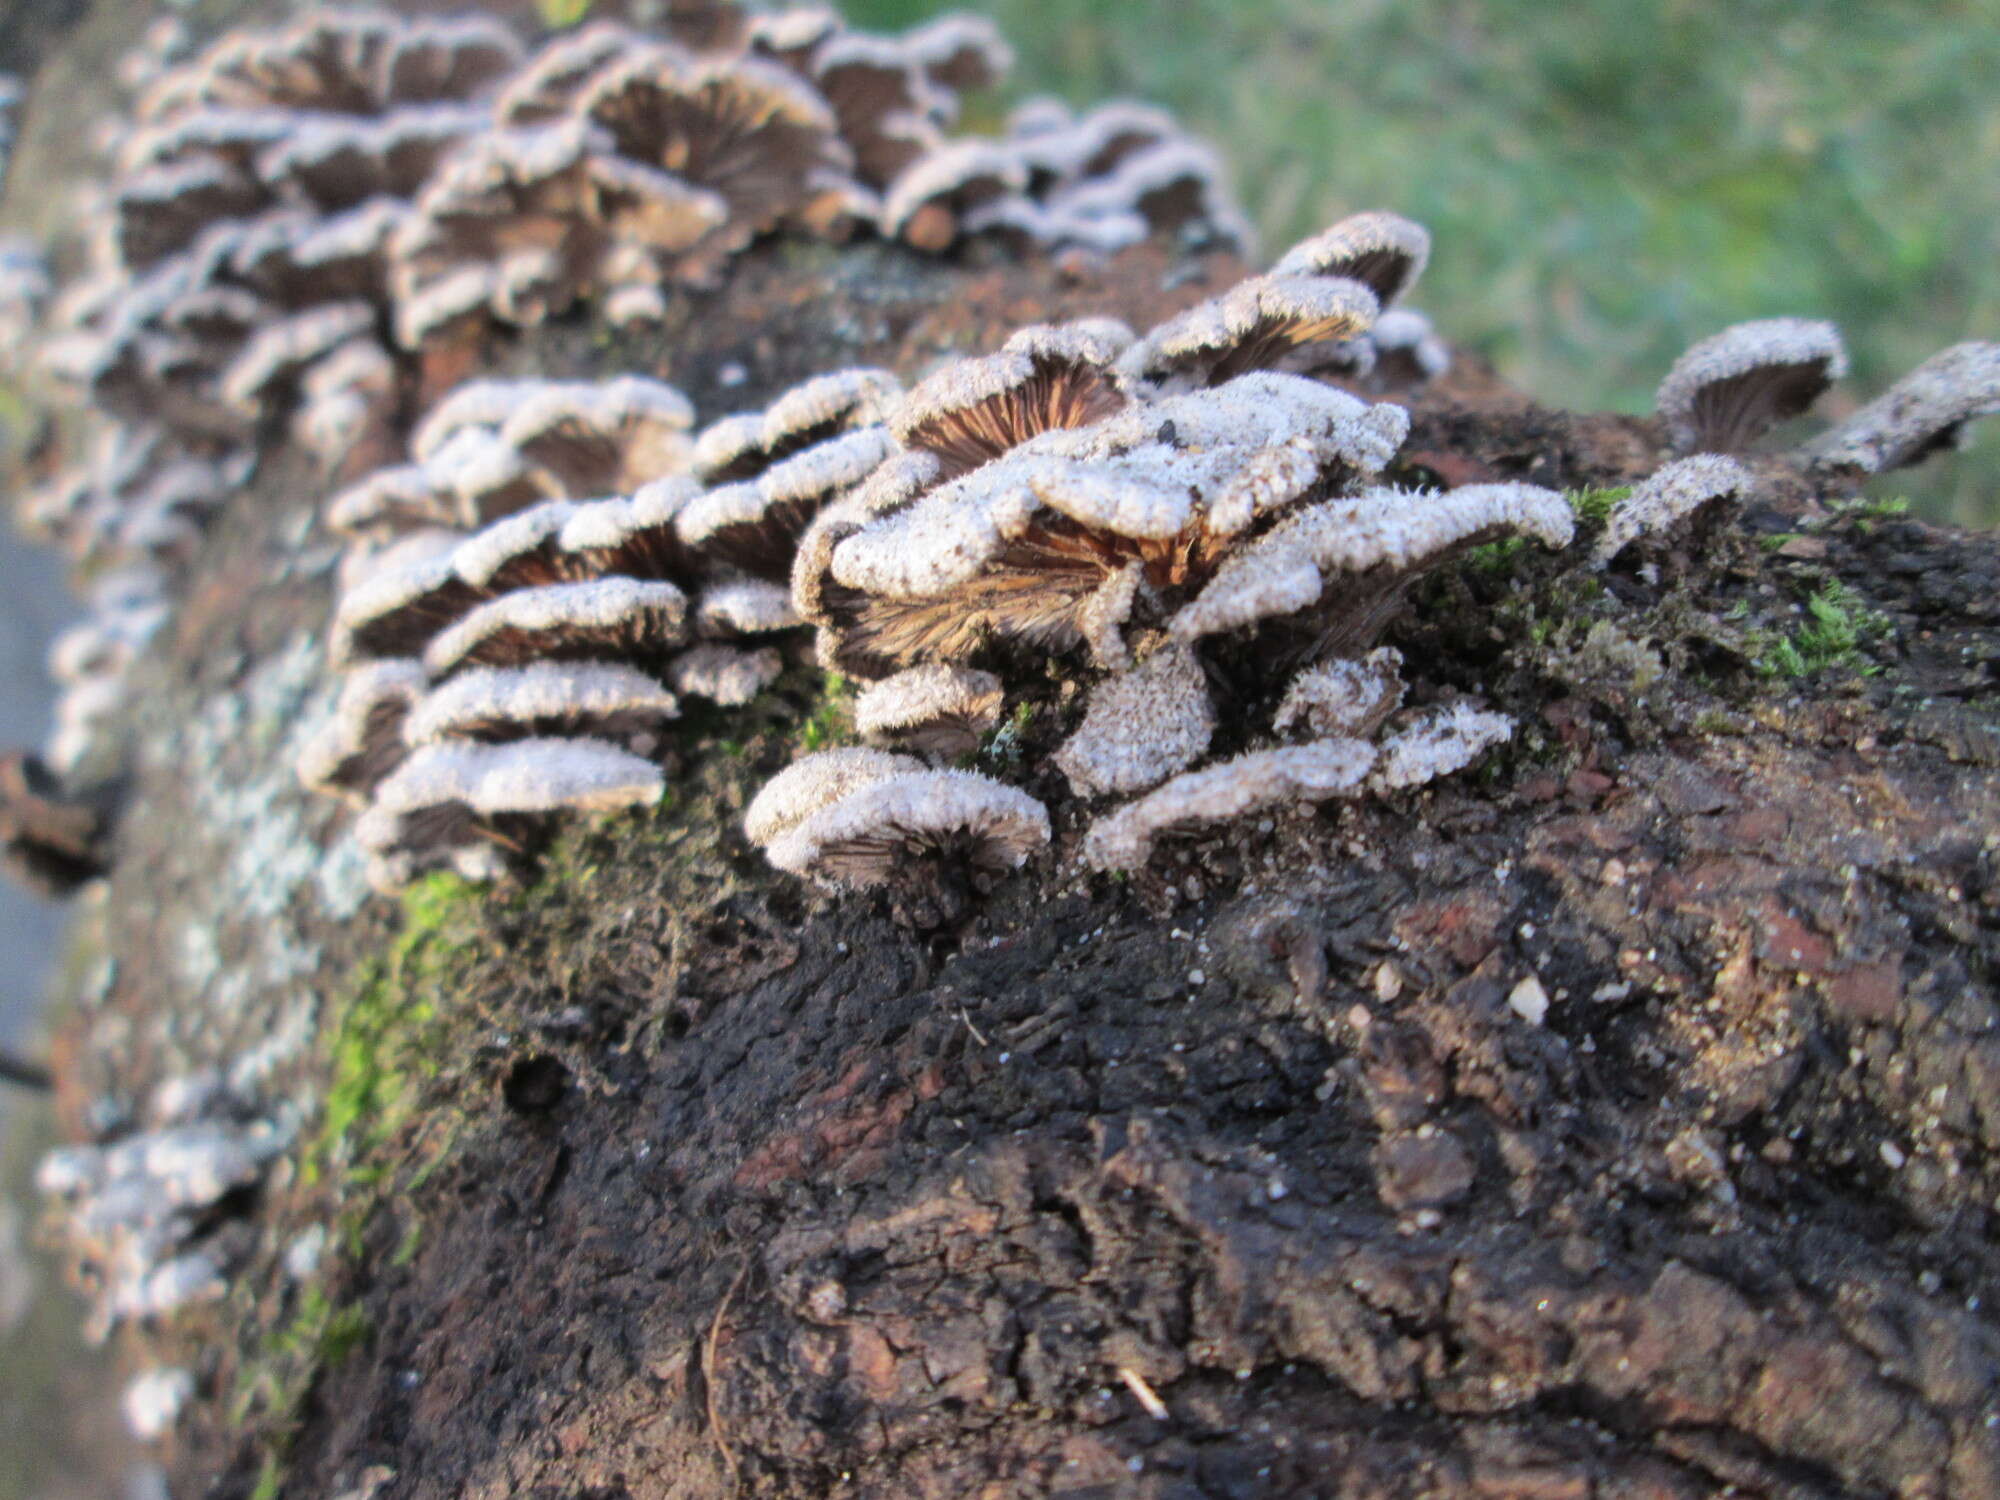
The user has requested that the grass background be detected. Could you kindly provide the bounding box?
[849,0,2000,525]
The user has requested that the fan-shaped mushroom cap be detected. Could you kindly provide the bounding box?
[1368,705,1513,792]
[219,302,376,415]
[334,548,484,665]
[1054,644,1213,797]
[1656,317,1847,453]
[664,642,782,706]
[1172,482,1575,644]
[1367,309,1450,387]
[420,426,547,524]
[892,320,1133,477]
[297,336,398,466]
[376,16,521,107]
[743,745,924,847]
[692,367,902,482]
[853,663,1004,758]
[1083,738,1377,871]
[957,194,1149,258]
[404,661,678,747]
[903,14,1013,97]
[556,477,702,579]
[450,499,587,593]
[1803,342,2000,476]
[804,33,951,187]
[693,578,801,638]
[1273,647,1406,739]
[1006,98,1178,184]
[410,379,539,463]
[327,463,455,540]
[575,46,847,240]
[761,767,1048,888]
[1050,138,1252,251]
[255,105,484,209]
[114,156,268,270]
[357,736,664,864]
[1269,211,1432,308]
[1592,454,1756,566]
[676,425,895,575]
[495,23,641,126]
[423,577,691,676]
[881,138,1027,251]
[296,658,425,799]
[1120,274,1380,389]
[495,376,696,495]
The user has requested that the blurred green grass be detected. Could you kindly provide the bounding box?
[850,0,2000,526]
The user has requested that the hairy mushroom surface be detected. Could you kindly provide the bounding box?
[1803,341,2000,476]
[1083,739,1376,871]
[853,663,1005,758]
[760,767,1049,889]
[1053,643,1214,797]
[1272,647,1406,739]
[1656,317,1847,453]
[1592,454,1756,567]
[403,661,679,748]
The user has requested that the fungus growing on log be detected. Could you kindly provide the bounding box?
[757,765,1049,890]
[809,366,1409,679]
[1367,704,1515,792]
[1592,454,1756,567]
[1273,647,1406,739]
[295,658,427,801]
[356,736,664,887]
[1655,317,1847,453]
[664,643,784,706]
[403,662,679,749]
[1120,273,1380,390]
[1053,643,1214,797]
[1803,341,2000,476]
[1269,209,1431,307]
[421,577,690,676]
[853,664,1005,758]
[1082,739,1376,871]
[891,320,1132,478]
[1171,482,1575,651]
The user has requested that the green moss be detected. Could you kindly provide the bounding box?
[537,0,593,26]
[800,673,857,751]
[1565,484,1632,525]
[1755,581,1892,679]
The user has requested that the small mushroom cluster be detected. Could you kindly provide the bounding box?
[12,1,1250,819]
[304,364,906,889]
[35,1084,294,1343]
[1591,320,2000,566]
[746,211,1573,888]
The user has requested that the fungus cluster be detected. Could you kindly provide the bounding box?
[304,362,910,888]
[742,211,1576,888]
[14,0,1250,807]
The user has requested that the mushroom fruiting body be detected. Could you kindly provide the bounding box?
[1803,342,2000,476]
[1656,317,1847,453]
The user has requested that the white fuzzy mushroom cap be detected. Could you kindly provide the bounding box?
[694,579,802,638]
[762,768,1050,887]
[422,577,690,676]
[744,746,926,847]
[693,368,903,479]
[1121,275,1380,387]
[1592,454,1756,566]
[410,379,541,463]
[364,736,665,832]
[1367,705,1514,792]
[664,643,783,706]
[1655,317,1847,452]
[1083,739,1377,871]
[1803,341,2000,476]
[1172,482,1575,642]
[1269,211,1432,307]
[1273,647,1406,739]
[853,664,1004,753]
[1054,644,1214,797]
[403,661,678,746]
[295,658,426,795]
